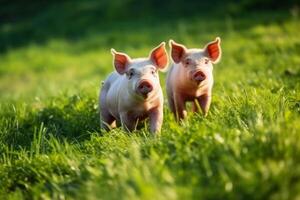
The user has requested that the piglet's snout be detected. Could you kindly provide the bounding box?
[193,71,206,82]
[137,80,153,96]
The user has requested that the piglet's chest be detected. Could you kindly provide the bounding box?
[125,98,158,119]
[177,84,209,99]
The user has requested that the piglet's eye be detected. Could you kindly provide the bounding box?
[204,59,209,64]
[184,59,192,65]
[151,69,156,75]
[128,69,135,79]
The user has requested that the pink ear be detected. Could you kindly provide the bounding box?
[204,37,222,63]
[150,42,168,70]
[111,49,131,74]
[169,40,186,63]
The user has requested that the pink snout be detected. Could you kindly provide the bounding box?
[193,71,206,82]
[137,80,153,96]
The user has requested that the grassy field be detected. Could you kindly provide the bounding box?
[0,8,300,199]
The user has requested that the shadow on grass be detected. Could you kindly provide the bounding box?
[1,94,100,150]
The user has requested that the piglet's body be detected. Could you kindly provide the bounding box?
[166,38,222,120]
[99,43,168,134]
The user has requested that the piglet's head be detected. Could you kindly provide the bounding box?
[111,42,168,98]
[170,37,221,85]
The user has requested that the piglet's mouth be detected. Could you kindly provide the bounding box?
[136,80,153,98]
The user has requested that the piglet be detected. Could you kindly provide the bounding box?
[99,43,168,134]
[166,38,222,121]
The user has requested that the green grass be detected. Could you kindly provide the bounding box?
[0,10,300,199]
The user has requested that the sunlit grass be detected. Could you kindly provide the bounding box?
[0,11,300,199]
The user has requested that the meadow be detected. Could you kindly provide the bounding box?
[0,3,300,199]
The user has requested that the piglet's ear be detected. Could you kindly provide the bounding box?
[149,42,168,70]
[169,40,187,63]
[111,49,131,74]
[204,37,222,64]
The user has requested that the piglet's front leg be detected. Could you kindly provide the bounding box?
[120,112,138,132]
[192,94,212,117]
[173,94,187,121]
[198,94,211,117]
[149,107,163,134]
